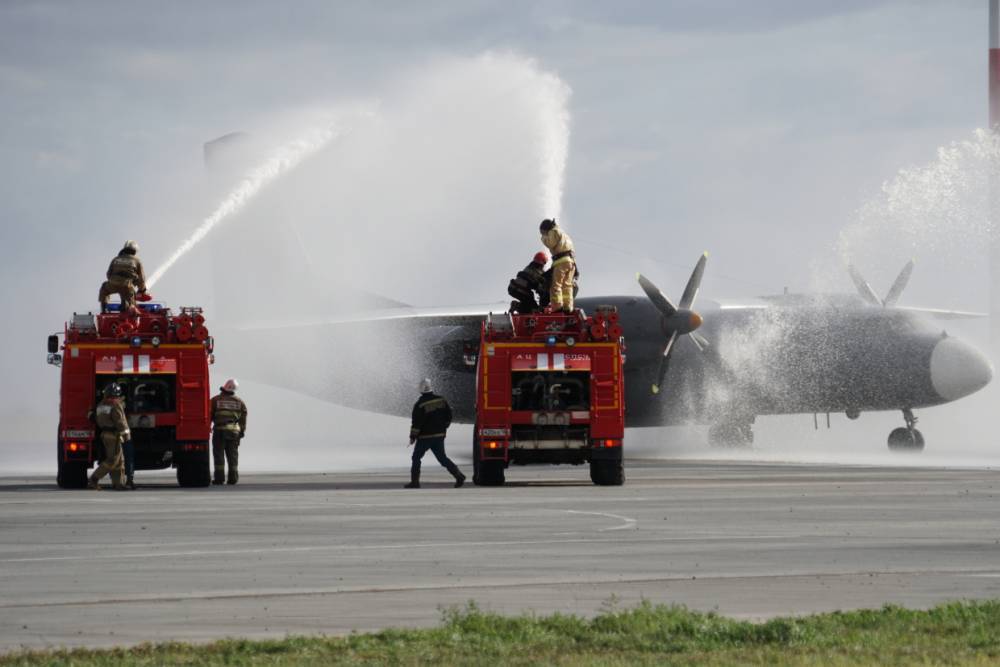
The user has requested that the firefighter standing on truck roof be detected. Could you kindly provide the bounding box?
[507,252,548,314]
[210,379,247,485]
[98,240,147,314]
[406,379,465,489]
[539,219,576,313]
[88,384,128,490]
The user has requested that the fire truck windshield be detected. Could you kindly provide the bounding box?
[511,371,589,411]
[95,377,176,413]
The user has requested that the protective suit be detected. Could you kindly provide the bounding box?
[539,220,576,312]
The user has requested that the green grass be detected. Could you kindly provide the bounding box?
[3,600,1000,666]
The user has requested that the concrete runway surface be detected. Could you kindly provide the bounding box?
[0,459,998,652]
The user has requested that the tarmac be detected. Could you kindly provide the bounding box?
[0,459,998,652]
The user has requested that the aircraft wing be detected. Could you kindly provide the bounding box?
[894,306,987,320]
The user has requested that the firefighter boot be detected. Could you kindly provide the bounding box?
[87,477,101,490]
[126,475,136,490]
[446,462,466,488]
[404,464,420,489]
[227,470,238,485]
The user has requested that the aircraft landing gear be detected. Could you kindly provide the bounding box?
[708,419,754,448]
[887,408,924,452]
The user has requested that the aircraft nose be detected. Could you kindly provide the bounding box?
[929,337,993,402]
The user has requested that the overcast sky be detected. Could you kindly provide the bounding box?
[1,0,993,461]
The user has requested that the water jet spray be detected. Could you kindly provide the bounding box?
[147,124,343,289]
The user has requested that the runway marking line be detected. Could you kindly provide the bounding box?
[562,509,637,531]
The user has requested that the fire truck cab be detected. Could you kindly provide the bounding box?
[473,307,626,486]
[47,303,215,488]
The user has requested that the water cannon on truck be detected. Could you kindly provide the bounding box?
[47,300,216,488]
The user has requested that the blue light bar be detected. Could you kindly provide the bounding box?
[546,335,557,346]
[131,337,142,347]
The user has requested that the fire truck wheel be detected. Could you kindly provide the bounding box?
[589,459,624,486]
[472,437,505,486]
[57,460,88,489]
[176,448,211,487]
[477,461,506,486]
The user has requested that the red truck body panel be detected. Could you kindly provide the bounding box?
[52,305,213,477]
[473,308,625,482]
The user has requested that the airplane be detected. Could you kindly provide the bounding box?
[196,132,992,452]
[222,253,993,452]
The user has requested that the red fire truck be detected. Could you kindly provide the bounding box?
[473,307,626,486]
[47,302,215,488]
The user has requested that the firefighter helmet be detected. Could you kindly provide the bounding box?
[533,251,548,266]
[419,378,433,394]
[222,378,239,393]
[102,383,123,399]
[123,240,139,254]
[539,219,556,233]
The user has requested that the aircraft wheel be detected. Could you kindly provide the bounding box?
[590,459,624,486]
[887,427,923,452]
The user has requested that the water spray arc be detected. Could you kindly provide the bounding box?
[147,125,343,289]
[535,71,571,222]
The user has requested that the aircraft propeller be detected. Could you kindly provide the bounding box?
[848,260,914,307]
[636,251,710,395]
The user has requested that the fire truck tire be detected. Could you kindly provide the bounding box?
[57,460,88,489]
[477,461,505,486]
[176,448,211,487]
[589,459,624,486]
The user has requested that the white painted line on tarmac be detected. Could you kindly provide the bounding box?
[563,509,637,531]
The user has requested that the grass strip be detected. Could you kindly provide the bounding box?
[2,599,999,666]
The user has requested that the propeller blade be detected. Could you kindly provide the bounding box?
[883,260,914,307]
[678,251,708,310]
[847,263,881,306]
[651,331,679,395]
[637,273,677,317]
[690,331,710,351]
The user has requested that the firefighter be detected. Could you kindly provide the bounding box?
[98,240,147,314]
[406,379,465,489]
[539,219,576,313]
[88,383,128,490]
[210,378,247,485]
[507,252,548,314]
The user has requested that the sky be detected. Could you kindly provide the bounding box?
[1,0,996,471]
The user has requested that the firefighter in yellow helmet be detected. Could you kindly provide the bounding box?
[88,383,128,490]
[539,219,576,313]
[210,378,247,485]
[98,240,147,314]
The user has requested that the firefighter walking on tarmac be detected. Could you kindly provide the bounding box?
[211,379,247,485]
[89,383,129,490]
[406,379,465,489]
[98,240,147,314]
[539,219,576,313]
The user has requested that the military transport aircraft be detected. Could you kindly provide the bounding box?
[224,254,993,452]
